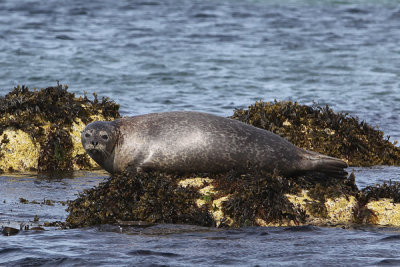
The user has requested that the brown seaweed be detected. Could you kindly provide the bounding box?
[0,83,120,172]
[66,169,214,228]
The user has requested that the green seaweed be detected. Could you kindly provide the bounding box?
[38,126,73,171]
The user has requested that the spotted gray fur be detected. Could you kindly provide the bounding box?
[81,111,347,176]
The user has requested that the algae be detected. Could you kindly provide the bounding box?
[66,169,214,228]
[0,83,120,172]
[66,168,361,228]
[212,171,307,227]
[352,181,400,225]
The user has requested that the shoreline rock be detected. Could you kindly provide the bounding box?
[66,169,400,228]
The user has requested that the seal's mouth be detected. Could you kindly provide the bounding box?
[87,148,102,156]
[87,148,110,159]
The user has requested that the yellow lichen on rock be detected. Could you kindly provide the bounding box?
[70,118,99,169]
[90,114,108,122]
[0,128,39,171]
[325,196,357,225]
[286,191,357,226]
[178,177,213,188]
[286,190,313,216]
[212,196,233,227]
[178,177,215,207]
[255,217,298,227]
[367,199,400,226]
[282,120,291,127]
[178,177,233,227]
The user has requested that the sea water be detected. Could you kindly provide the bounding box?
[1,0,400,265]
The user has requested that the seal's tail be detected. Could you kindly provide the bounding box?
[301,150,348,177]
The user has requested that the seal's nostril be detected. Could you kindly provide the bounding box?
[92,141,98,146]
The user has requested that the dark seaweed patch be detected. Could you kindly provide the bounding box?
[213,170,358,226]
[351,181,400,224]
[66,169,214,228]
[212,171,306,226]
[66,168,361,228]
[360,180,400,203]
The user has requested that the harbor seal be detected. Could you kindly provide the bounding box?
[81,111,347,176]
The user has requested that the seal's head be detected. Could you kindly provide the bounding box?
[81,121,117,168]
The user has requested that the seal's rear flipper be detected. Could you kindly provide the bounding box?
[301,150,348,178]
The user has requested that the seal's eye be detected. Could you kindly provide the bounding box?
[85,133,90,138]
[101,134,108,140]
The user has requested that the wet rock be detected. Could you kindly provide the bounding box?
[66,169,214,228]
[66,169,400,228]
[66,169,361,228]
[1,226,20,236]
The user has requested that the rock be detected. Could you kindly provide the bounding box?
[0,84,120,172]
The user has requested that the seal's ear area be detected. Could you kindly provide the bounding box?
[81,128,93,138]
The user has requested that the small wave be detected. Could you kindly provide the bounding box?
[192,13,218,19]
[0,247,23,255]
[283,225,320,232]
[5,257,85,267]
[69,8,88,16]
[55,35,75,40]
[344,8,370,14]
[375,259,400,266]
[378,235,400,242]
[137,1,161,6]
[127,249,180,258]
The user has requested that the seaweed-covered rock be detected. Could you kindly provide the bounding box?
[351,181,400,225]
[231,101,400,166]
[66,169,361,228]
[66,169,400,228]
[66,170,214,228]
[0,84,120,172]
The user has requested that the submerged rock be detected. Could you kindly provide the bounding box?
[0,84,120,172]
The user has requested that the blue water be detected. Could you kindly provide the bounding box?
[2,0,400,265]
